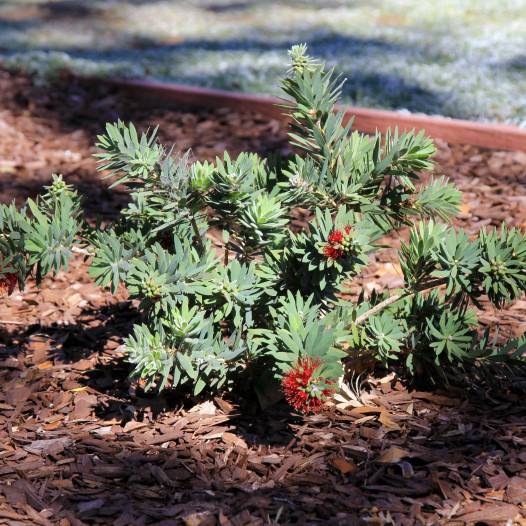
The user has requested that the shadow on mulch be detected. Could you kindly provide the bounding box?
[0,68,291,222]
[2,280,526,523]
[2,68,526,523]
[2,301,135,359]
[2,294,302,442]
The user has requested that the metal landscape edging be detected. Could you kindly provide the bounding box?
[100,77,526,152]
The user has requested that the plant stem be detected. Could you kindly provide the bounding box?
[352,293,404,326]
[347,277,448,328]
[190,217,204,250]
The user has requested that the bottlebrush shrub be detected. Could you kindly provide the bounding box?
[2,45,526,412]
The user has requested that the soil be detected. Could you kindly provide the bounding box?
[1,68,526,526]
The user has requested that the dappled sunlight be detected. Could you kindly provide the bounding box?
[1,43,526,524]
[0,0,525,123]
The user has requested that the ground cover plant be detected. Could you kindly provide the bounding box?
[1,0,526,125]
[1,45,526,413]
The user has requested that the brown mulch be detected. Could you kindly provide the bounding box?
[1,69,526,526]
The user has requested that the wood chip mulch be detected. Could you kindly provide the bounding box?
[1,69,526,525]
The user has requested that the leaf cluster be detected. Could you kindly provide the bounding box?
[1,45,526,403]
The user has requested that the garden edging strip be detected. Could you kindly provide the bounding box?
[99,77,526,152]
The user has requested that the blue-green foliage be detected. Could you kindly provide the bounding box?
[1,45,525,399]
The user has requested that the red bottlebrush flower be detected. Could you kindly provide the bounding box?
[281,356,335,413]
[328,229,344,244]
[0,254,18,296]
[323,243,344,260]
[0,270,18,296]
[323,225,354,260]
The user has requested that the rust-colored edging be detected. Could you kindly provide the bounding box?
[101,78,526,152]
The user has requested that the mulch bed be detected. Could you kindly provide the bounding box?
[1,69,526,525]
